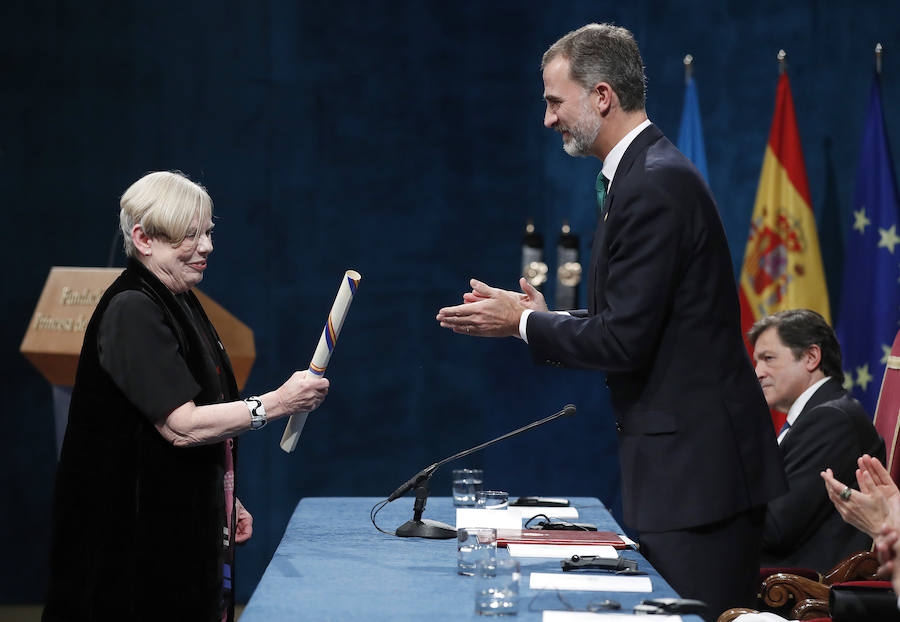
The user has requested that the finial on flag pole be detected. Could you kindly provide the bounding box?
[876,43,883,75]
[777,49,787,74]
[683,54,693,84]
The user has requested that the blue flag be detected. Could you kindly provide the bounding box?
[836,74,900,416]
[677,76,709,181]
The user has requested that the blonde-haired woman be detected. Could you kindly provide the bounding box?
[43,171,329,622]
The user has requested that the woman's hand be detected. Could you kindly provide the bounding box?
[156,372,329,447]
[821,455,900,540]
[235,497,253,544]
[274,371,330,415]
[822,467,888,538]
[876,526,900,579]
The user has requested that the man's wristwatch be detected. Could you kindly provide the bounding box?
[244,396,267,430]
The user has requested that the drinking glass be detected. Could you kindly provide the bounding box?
[457,527,497,576]
[475,557,520,615]
[452,468,484,507]
[475,490,509,510]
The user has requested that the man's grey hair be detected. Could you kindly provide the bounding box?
[541,23,647,112]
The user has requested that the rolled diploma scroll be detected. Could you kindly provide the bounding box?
[280,270,361,453]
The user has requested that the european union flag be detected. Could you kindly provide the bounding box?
[835,74,900,416]
[677,76,709,182]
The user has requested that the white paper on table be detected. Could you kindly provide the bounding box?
[619,534,637,548]
[456,508,522,530]
[543,613,681,622]
[511,506,580,520]
[529,571,652,592]
[506,544,618,559]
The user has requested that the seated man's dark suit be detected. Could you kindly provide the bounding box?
[762,377,885,570]
[526,124,787,618]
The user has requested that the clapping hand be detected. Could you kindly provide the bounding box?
[437,278,548,338]
[821,455,900,539]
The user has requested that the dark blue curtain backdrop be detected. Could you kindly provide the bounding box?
[3,0,898,604]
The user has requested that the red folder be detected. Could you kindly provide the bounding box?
[496,529,628,549]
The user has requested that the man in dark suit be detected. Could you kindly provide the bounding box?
[749,309,885,570]
[436,23,786,621]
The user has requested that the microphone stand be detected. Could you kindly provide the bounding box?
[389,404,576,539]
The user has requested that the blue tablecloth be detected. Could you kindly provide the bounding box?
[240,496,704,621]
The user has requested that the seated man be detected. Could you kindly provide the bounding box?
[724,457,900,622]
[750,309,885,570]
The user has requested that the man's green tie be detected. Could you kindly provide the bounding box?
[596,172,610,219]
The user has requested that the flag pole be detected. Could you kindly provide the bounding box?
[875,43,883,75]
[777,49,786,74]
[683,54,693,85]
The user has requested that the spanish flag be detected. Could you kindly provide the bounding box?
[739,71,830,429]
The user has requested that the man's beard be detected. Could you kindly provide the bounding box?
[561,99,601,157]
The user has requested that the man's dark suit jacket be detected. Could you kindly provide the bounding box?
[761,378,885,570]
[527,124,787,533]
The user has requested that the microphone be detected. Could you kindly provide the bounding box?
[388,404,576,539]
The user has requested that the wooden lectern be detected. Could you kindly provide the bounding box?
[21,267,256,454]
